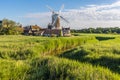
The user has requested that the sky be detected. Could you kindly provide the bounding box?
[0,0,120,29]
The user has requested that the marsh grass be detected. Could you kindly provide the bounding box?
[59,35,120,74]
[0,34,120,80]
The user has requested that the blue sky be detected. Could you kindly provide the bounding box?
[0,0,120,29]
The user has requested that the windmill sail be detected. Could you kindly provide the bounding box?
[46,5,55,13]
[59,4,64,14]
[60,16,69,23]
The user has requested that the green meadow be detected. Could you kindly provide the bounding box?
[0,34,120,80]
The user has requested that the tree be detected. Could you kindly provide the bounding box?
[0,19,23,35]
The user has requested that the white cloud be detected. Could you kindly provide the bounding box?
[22,0,120,29]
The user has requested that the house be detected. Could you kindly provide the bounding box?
[23,25,41,35]
[62,27,71,36]
[42,27,71,37]
[23,25,71,37]
[43,29,62,37]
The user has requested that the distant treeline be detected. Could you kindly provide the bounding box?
[71,27,120,34]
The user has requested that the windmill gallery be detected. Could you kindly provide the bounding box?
[23,5,71,37]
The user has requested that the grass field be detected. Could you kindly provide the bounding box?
[0,34,120,80]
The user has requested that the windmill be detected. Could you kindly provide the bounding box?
[47,5,69,29]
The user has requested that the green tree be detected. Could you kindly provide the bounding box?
[0,19,23,35]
